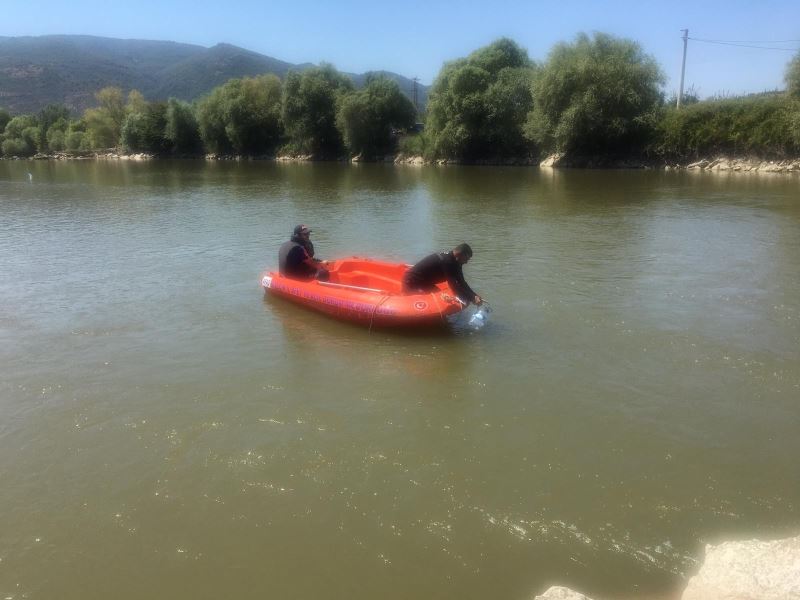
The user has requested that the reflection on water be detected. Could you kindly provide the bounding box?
[1,160,799,600]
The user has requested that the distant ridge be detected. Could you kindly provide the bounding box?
[0,35,428,114]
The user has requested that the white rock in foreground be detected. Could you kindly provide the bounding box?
[534,586,594,600]
[682,535,800,600]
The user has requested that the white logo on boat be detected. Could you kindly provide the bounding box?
[261,276,272,288]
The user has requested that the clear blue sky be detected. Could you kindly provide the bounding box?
[3,0,799,96]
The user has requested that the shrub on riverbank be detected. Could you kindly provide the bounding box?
[655,93,800,159]
[397,132,429,157]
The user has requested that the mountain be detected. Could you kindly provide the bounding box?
[0,35,428,115]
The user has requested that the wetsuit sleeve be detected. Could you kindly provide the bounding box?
[446,262,477,303]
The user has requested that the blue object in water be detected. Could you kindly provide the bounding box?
[468,306,490,329]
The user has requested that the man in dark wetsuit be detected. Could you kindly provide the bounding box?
[278,224,330,281]
[403,243,483,305]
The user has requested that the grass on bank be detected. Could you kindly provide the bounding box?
[655,94,800,160]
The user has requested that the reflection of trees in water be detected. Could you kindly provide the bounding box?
[422,165,538,205]
[264,293,473,385]
[275,162,423,199]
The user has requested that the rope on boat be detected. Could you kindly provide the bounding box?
[432,292,447,324]
[368,295,391,334]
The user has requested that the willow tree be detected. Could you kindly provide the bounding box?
[336,75,416,157]
[121,101,169,154]
[0,107,10,134]
[35,104,70,151]
[196,74,283,155]
[786,51,800,98]
[281,64,353,156]
[164,99,203,154]
[526,32,664,156]
[1,114,38,156]
[83,87,127,148]
[425,38,536,160]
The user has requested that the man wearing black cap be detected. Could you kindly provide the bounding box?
[278,225,329,281]
[403,243,483,305]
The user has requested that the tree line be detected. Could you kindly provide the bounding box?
[2,33,800,161]
[0,67,415,160]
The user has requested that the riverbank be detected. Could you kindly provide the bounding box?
[533,533,800,600]
[5,151,800,174]
[537,153,800,173]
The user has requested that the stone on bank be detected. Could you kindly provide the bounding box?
[682,534,800,600]
[531,534,800,600]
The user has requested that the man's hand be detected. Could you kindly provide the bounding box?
[474,295,483,306]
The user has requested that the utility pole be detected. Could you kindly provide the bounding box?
[412,77,419,114]
[677,29,688,109]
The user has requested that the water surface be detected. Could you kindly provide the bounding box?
[1,161,799,599]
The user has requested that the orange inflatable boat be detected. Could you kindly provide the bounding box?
[261,257,467,328]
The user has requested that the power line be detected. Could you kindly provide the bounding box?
[688,37,800,52]
[690,38,800,44]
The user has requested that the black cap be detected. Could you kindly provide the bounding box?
[293,224,312,235]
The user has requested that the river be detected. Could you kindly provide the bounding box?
[1,160,798,599]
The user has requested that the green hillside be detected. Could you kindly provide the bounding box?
[0,35,428,114]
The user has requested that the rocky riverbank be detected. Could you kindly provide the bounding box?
[532,533,800,600]
[537,153,800,174]
[670,156,800,174]
[7,151,800,174]
[396,152,800,173]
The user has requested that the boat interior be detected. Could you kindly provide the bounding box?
[325,259,410,294]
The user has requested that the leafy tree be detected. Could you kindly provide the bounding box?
[790,105,800,148]
[0,108,13,135]
[786,51,800,98]
[45,118,69,151]
[195,87,229,154]
[126,90,147,115]
[226,75,282,154]
[282,64,353,156]
[2,114,36,139]
[35,104,70,151]
[165,98,202,154]
[97,87,127,127]
[2,138,32,157]
[336,75,416,157]
[526,32,664,156]
[61,119,90,151]
[425,38,535,160]
[65,130,90,152]
[47,128,66,151]
[196,75,283,155]
[121,101,168,153]
[84,106,116,148]
[84,86,127,149]
[1,115,38,156]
